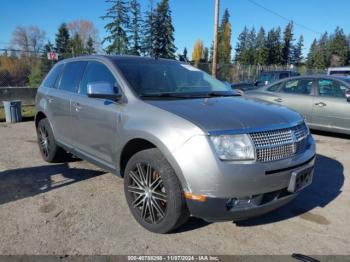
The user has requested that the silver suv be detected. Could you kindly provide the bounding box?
[35,55,316,233]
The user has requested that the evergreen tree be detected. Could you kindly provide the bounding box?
[254,27,268,65]
[55,23,71,60]
[266,27,283,65]
[234,26,250,64]
[102,0,130,54]
[291,35,304,66]
[152,0,176,59]
[71,34,85,57]
[306,39,317,69]
[247,27,257,64]
[218,9,232,64]
[183,47,188,61]
[85,36,95,55]
[129,0,142,55]
[141,0,156,56]
[282,22,294,65]
[203,47,209,63]
[328,27,349,66]
[40,42,55,76]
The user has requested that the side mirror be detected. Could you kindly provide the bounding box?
[87,81,122,101]
[345,90,350,102]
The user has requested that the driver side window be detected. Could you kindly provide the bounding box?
[79,62,118,95]
[282,79,313,95]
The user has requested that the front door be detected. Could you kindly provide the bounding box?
[71,61,121,166]
[276,78,315,124]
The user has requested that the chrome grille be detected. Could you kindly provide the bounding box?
[250,123,309,162]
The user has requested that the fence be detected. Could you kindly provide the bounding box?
[0,87,37,106]
[194,63,327,83]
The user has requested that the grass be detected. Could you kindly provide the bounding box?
[0,105,35,122]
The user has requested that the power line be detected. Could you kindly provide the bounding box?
[247,0,322,36]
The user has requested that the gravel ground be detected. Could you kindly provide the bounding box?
[0,121,349,255]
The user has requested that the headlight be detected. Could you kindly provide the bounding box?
[210,134,255,161]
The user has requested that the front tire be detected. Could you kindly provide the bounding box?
[36,118,71,163]
[124,148,189,233]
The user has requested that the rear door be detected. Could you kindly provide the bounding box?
[70,61,121,166]
[48,61,87,146]
[312,79,350,132]
[275,78,315,123]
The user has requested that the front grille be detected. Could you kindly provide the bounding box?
[250,123,309,162]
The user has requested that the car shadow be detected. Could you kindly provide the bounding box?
[0,163,105,205]
[236,154,344,227]
[311,129,350,140]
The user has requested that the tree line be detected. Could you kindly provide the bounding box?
[0,20,98,88]
[102,0,176,59]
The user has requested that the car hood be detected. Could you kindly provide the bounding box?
[146,97,303,133]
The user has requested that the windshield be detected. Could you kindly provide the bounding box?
[115,59,232,97]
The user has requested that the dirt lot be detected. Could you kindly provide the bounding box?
[0,121,349,255]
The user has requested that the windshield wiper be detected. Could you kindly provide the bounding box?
[204,91,241,97]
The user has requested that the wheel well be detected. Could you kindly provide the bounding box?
[35,111,47,127]
[120,139,156,176]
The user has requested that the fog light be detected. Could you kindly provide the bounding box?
[226,194,263,210]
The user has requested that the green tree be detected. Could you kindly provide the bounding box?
[254,27,268,65]
[129,0,142,55]
[203,47,209,63]
[218,9,232,64]
[40,42,55,77]
[291,35,304,66]
[282,22,294,65]
[102,0,130,54]
[234,26,250,64]
[71,34,85,57]
[28,65,42,88]
[85,36,95,55]
[266,27,283,65]
[328,27,349,66]
[141,0,156,56]
[55,23,71,60]
[152,0,176,59]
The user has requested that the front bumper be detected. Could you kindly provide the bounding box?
[186,188,298,222]
[171,134,316,221]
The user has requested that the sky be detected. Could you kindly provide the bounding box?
[1,0,349,57]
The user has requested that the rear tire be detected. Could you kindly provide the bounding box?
[124,148,189,233]
[36,118,71,163]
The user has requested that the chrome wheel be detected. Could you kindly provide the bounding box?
[38,124,50,158]
[127,163,167,224]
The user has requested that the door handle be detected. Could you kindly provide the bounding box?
[72,102,82,111]
[315,102,327,107]
[274,98,283,103]
[47,97,54,103]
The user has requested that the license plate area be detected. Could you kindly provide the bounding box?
[287,166,314,193]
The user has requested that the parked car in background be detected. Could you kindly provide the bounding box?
[245,75,350,135]
[255,70,300,87]
[35,55,315,233]
[328,67,350,76]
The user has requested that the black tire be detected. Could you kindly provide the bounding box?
[124,148,189,233]
[36,118,71,163]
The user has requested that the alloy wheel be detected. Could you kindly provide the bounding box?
[38,124,50,158]
[127,163,167,224]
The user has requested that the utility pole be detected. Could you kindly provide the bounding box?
[212,0,220,77]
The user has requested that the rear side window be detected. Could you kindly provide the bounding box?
[318,79,348,98]
[79,62,117,95]
[58,61,87,92]
[43,64,63,88]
